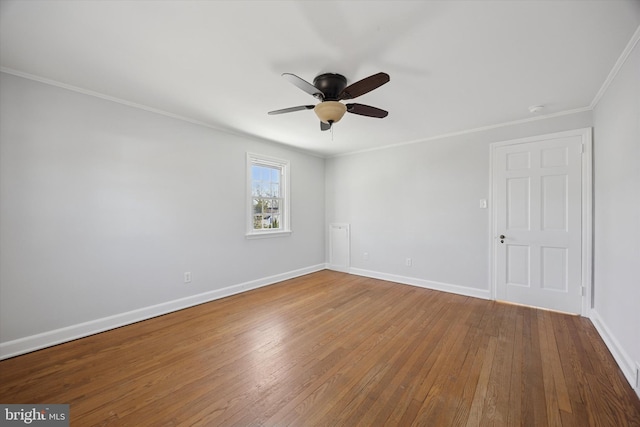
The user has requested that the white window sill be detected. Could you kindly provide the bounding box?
[245,230,292,239]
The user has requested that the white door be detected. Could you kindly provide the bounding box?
[493,131,587,314]
[329,223,350,272]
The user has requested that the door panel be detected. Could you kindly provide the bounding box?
[507,177,530,229]
[494,134,583,314]
[541,146,568,168]
[507,151,531,170]
[329,223,350,272]
[541,246,568,291]
[542,175,567,230]
[506,245,530,286]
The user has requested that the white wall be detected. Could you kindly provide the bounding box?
[592,39,640,391]
[0,73,325,354]
[326,112,593,298]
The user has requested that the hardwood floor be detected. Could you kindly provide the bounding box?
[1,270,639,426]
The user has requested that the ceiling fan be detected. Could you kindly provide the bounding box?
[268,72,390,131]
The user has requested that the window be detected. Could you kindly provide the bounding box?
[246,153,291,238]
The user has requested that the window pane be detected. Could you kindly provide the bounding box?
[271,183,280,197]
[251,165,261,181]
[262,182,273,197]
[253,198,263,214]
[260,167,270,181]
[262,199,272,213]
[251,182,260,197]
[253,214,263,229]
[270,214,281,229]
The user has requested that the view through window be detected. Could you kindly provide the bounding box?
[252,164,282,229]
[247,153,290,237]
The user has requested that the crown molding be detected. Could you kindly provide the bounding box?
[0,67,325,159]
[329,106,592,158]
[590,24,640,109]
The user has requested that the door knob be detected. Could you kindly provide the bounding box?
[499,234,505,243]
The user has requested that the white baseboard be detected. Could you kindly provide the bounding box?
[0,264,325,360]
[590,309,639,397]
[9,265,636,400]
[348,267,491,300]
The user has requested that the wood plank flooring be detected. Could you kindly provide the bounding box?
[1,270,639,426]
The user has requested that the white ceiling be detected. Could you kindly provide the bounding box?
[1,1,639,157]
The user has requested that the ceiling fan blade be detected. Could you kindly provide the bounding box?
[268,105,315,115]
[339,72,390,100]
[282,73,324,99]
[346,103,389,118]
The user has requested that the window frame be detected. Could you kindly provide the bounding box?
[246,152,291,239]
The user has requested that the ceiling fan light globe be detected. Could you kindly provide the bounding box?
[314,101,347,124]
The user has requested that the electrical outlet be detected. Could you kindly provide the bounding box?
[363,252,369,261]
[184,272,192,283]
[405,258,412,267]
[479,199,488,209]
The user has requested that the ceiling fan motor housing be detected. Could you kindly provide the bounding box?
[313,73,347,100]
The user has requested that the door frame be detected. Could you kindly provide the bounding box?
[489,128,593,316]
